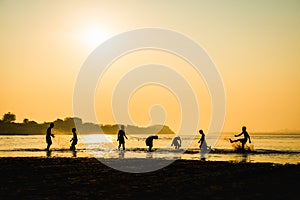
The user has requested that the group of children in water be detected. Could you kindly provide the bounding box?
[46,123,251,152]
[117,125,159,151]
[46,123,78,151]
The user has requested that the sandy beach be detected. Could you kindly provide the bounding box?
[0,157,299,199]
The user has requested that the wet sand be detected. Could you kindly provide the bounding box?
[0,157,299,199]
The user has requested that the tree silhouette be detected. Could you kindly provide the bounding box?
[23,118,29,124]
[2,112,16,123]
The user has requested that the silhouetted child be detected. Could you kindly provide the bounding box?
[230,126,251,150]
[117,125,128,150]
[171,136,181,149]
[70,128,78,150]
[46,123,55,151]
[146,135,158,152]
[198,129,208,151]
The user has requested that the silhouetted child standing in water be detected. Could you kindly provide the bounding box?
[198,130,208,151]
[117,125,127,150]
[70,128,78,150]
[46,123,55,151]
[230,126,251,150]
[146,135,158,152]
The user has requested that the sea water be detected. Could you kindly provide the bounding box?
[0,132,299,164]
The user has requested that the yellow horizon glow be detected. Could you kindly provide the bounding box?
[0,1,300,133]
[95,49,212,133]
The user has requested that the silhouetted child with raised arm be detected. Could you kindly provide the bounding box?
[117,125,128,150]
[171,136,181,149]
[146,135,158,152]
[198,129,208,151]
[46,123,55,151]
[230,126,251,150]
[70,128,78,151]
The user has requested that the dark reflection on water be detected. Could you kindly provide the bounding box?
[118,150,125,159]
[72,150,77,158]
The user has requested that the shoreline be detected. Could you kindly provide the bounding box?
[1,157,299,199]
[0,156,299,165]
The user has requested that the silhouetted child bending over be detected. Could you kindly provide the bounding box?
[70,128,78,150]
[46,123,55,151]
[171,136,181,149]
[146,135,158,152]
[117,125,128,150]
[230,126,251,150]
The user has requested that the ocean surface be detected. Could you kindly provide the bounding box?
[0,132,299,164]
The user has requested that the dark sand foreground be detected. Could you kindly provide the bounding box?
[0,158,299,199]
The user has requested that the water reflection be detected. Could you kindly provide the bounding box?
[118,150,125,159]
[234,153,250,163]
[72,150,77,158]
[241,153,249,163]
[146,152,153,159]
[46,150,51,157]
[200,152,207,161]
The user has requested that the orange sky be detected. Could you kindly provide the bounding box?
[0,1,300,132]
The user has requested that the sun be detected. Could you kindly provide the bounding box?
[77,25,112,50]
[85,27,109,47]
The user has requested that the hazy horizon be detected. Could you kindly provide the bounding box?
[1,113,300,134]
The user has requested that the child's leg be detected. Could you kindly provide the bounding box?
[46,141,52,151]
[241,141,245,150]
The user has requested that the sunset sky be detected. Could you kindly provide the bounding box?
[0,0,299,132]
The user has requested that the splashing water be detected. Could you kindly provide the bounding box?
[231,142,254,152]
[224,137,254,152]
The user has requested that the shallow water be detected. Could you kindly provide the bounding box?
[0,132,299,164]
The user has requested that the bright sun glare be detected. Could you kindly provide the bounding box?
[78,26,111,49]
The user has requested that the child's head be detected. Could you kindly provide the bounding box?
[72,128,76,134]
[242,126,247,131]
[50,123,54,128]
[199,129,204,134]
[121,125,125,130]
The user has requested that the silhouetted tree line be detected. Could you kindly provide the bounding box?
[0,112,174,135]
